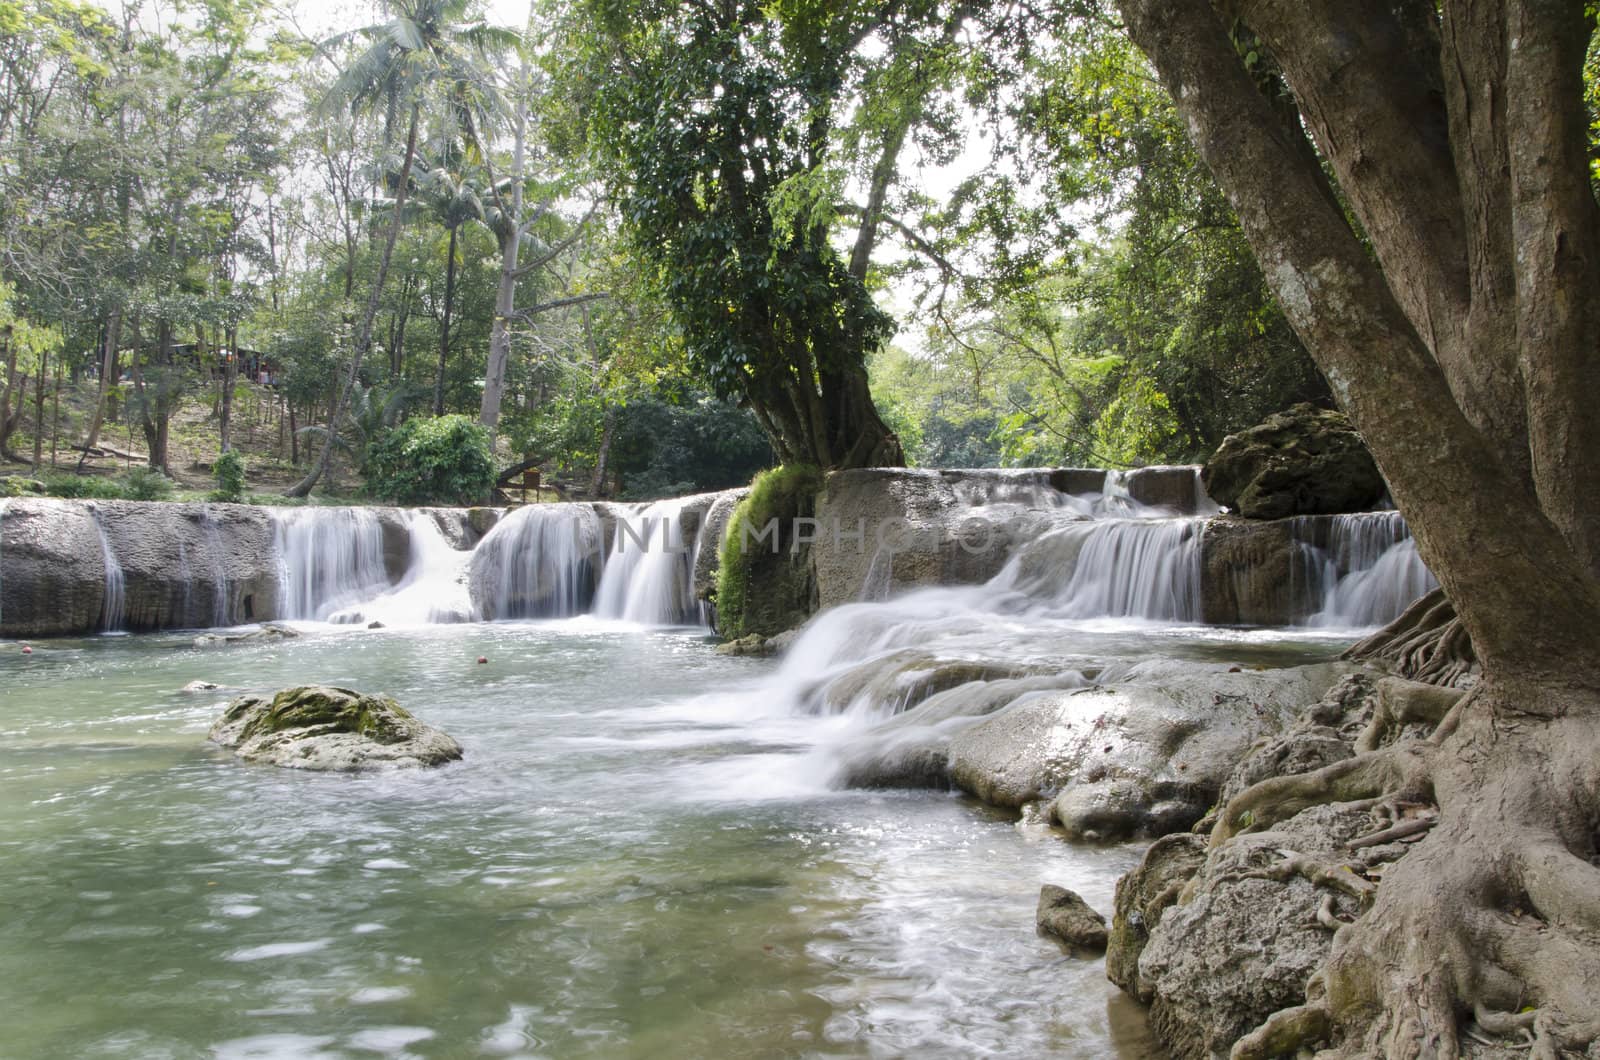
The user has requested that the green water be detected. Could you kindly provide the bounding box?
[0,622,1160,1059]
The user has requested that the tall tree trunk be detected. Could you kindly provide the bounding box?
[219,326,236,453]
[480,63,531,431]
[30,346,46,471]
[78,309,122,471]
[1116,1,1600,1054]
[285,103,422,498]
[433,224,458,416]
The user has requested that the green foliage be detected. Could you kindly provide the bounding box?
[29,468,171,500]
[211,449,247,503]
[121,467,174,501]
[714,464,823,639]
[610,391,774,500]
[364,413,495,506]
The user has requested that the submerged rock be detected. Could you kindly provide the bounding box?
[192,623,300,648]
[1035,885,1108,951]
[1202,403,1385,518]
[208,685,462,770]
[179,680,223,693]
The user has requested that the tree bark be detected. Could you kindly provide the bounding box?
[78,310,122,472]
[1116,0,1600,1052]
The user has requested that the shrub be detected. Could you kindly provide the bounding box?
[36,472,130,499]
[364,414,497,506]
[211,450,247,503]
[121,467,174,501]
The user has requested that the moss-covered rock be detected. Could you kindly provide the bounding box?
[714,465,824,640]
[1201,403,1385,518]
[208,685,462,770]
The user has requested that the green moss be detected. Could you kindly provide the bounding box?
[236,686,415,745]
[715,464,824,640]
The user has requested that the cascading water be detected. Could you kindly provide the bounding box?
[469,504,601,620]
[273,508,391,622]
[1000,517,1205,622]
[593,497,707,626]
[334,512,475,626]
[89,505,126,631]
[1292,511,1437,628]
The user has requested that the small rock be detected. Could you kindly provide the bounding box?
[193,623,300,648]
[715,633,775,656]
[1036,884,1109,952]
[180,680,221,693]
[367,621,385,630]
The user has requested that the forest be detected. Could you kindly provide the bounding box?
[0,0,1327,504]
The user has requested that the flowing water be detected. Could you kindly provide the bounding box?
[0,482,1434,1058]
[0,624,1163,1059]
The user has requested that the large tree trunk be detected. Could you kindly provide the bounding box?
[285,103,422,498]
[480,93,529,432]
[1116,0,1600,1054]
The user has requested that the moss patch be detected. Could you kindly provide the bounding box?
[227,686,416,745]
[715,464,825,639]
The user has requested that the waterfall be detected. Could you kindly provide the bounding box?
[89,505,126,631]
[594,498,707,626]
[470,504,601,620]
[273,508,391,621]
[1000,517,1205,622]
[331,512,475,626]
[1294,511,1438,628]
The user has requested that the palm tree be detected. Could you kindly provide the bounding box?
[410,157,486,415]
[286,0,516,497]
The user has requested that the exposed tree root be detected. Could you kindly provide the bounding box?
[1345,588,1478,688]
[1229,1000,1331,1060]
[1211,740,1433,842]
[1354,677,1466,753]
[1212,682,1600,1059]
[1211,847,1376,903]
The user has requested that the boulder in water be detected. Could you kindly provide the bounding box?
[944,660,1351,839]
[1035,885,1108,951]
[1201,403,1385,518]
[208,685,462,770]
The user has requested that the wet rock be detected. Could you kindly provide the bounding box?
[465,506,502,542]
[1124,465,1208,512]
[0,499,112,637]
[1201,403,1385,518]
[715,633,775,656]
[1106,833,1208,1000]
[692,488,748,610]
[193,623,300,648]
[1198,517,1304,626]
[811,469,1064,610]
[945,661,1350,838]
[208,685,462,771]
[179,680,222,693]
[1137,803,1371,1059]
[0,499,283,634]
[1035,885,1108,951]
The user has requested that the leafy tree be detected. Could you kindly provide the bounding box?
[364,412,495,505]
[568,0,950,468]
